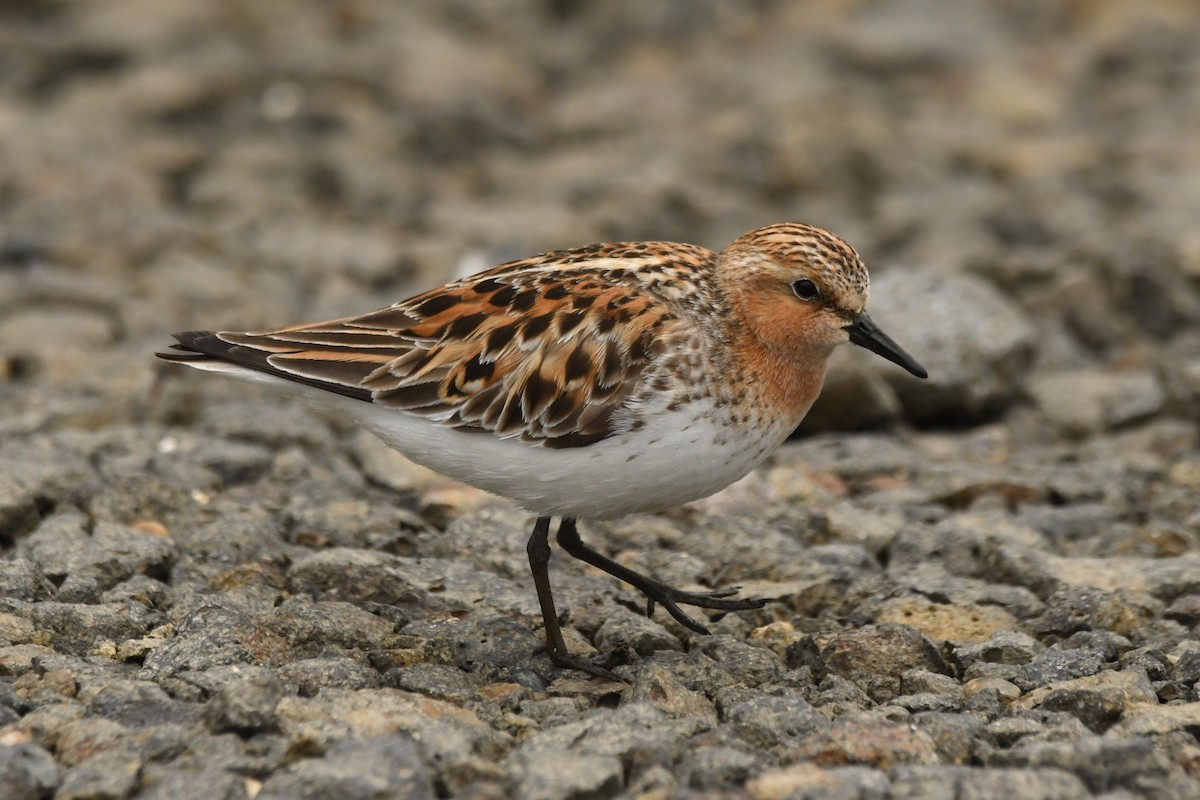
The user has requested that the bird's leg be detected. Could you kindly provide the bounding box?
[555,518,767,634]
[526,515,617,680]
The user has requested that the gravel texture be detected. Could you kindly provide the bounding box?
[3,1,1200,798]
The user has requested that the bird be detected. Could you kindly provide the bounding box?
[157,222,927,678]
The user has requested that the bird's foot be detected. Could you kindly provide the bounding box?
[640,582,768,634]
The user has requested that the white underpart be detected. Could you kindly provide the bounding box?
[180,363,792,520]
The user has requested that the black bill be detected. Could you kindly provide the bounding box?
[846,314,928,379]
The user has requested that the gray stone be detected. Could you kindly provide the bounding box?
[443,615,548,679]
[1030,368,1166,437]
[173,733,289,782]
[0,704,20,727]
[1118,647,1170,682]
[138,766,249,800]
[890,765,1089,799]
[513,702,692,774]
[727,695,828,748]
[0,447,95,543]
[388,663,479,704]
[1014,649,1105,692]
[900,668,962,696]
[279,656,382,696]
[1019,670,1157,728]
[1037,688,1123,734]
[625,663,718,723]
[0,306,117,387]
[286,548,434,612]
[911,712,987,765]
[811,673,875,713]
[751,763,891,799]
[286,496,433,554]
[140,606,291,678]
[11,666,78,710]
[982,714,1049,749]
[1143,556,1200,604]
[266,598,396,657]
[1027,586,1140,640]
[1016,504,1123,548]
[989,736,1188,797]
[18,513,175,593]
[869,270,1036,423]
[204,669,282,734]
[679,745,760,790]
[886,516,1002,578]
[257,735,434,800]
[87,680,202,729]
[891,566,1045,619]
[621,764,677,797]
[507,750,624,800]
[28,602,160,657]
[100,575,171,609]
[57,750,141,800]
[55,718,130,766]
[892,692,963,714]
[962,672,1023,708]
[695,636,784,687]
[1165,594,1200,626]
[790,718,941,768]
[0,560,55,602]
[0,741,60,800]
[821,502,907,556]
[1060,630,1133,661]
[142,434,275,490]
[593,607,681,657]
[274,688,507,766]
[1172,650,1200,685]
[188,438,276,487]
[518,697,585,729]
[976,539,1060,599]
[170,509,288,581]
[788,623,950,702]
[1108,702,1200,738]
[954,631,1044,671]
[52,576,105,605]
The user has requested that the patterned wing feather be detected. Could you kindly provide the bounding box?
[172,261,685,449]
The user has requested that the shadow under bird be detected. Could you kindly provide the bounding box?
[157,222,927,678]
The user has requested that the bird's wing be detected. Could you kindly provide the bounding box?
[161,255,694,449]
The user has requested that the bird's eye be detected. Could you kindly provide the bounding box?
[792,279,820,301]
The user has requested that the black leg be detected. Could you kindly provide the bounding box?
[555,518,767,634]
[526,515,616,679]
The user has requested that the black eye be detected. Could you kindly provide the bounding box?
[792,279,819,301]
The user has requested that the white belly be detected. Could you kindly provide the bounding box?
[194,367,793,519]
[345,394,788,519]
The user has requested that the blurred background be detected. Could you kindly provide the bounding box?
[5,6,1200,796]
[1,0,1199,438]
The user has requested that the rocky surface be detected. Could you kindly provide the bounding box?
[2,1,1200,798]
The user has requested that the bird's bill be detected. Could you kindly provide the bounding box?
[845,314,928,379]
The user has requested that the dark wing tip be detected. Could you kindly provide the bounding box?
[155,329,373,402]
[155,330,273,370]
[172,330,220,349]
[155,331,221,363]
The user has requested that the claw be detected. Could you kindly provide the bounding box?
[636,583,765,634]
[659,596,711,634]
[554,521,765,641]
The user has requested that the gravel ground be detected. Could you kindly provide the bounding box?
[3,1,1200,798]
